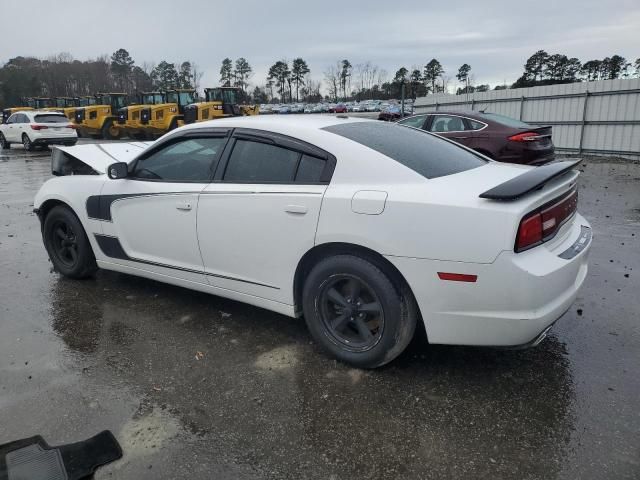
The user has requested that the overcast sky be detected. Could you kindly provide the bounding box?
[1,0,639,93]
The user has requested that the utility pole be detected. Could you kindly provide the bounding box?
[401,82,405,116]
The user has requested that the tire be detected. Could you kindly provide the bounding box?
[43,205,98,279]
[101,119,122,140]
[302,254,417,368]
[22,133,34,151]
[65,141,78,146]
[0,133,9,149]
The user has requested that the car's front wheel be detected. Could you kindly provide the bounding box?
[43,205,98,279]
[303,255,417,368]
[0,133,9,149]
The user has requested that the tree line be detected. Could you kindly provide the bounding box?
[2,47,639,108]
[0,48,203,107]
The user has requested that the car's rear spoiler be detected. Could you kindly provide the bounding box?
[479,159,581,201]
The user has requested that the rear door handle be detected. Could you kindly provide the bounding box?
[285,205,307,214]
[176,201,193,211]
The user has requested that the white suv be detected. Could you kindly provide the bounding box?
[0,110,78,151]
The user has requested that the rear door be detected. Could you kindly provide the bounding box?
[197,130,334,304]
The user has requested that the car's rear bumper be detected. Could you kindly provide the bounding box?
[32,136,77,145]
[386,213,591,347]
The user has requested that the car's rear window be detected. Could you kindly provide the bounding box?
[476,112,532,128]
[322,121,487,179]
[34,114,68,124]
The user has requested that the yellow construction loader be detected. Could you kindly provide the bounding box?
[183,87,258,124]
[74,93,128,139]
[145,89,197,137]
[117,91,165,139]
[46,97,79,120]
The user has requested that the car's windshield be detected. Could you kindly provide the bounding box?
[477,112,532,128]
[34,114,68,123]
[323,121,488,179]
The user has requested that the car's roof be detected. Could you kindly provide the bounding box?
[179,114,372,135]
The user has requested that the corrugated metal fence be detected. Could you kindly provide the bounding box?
[414,78,640,159]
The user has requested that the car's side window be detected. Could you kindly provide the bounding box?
[295,154,326,183]
[6,115,17,124]
[223,139,300,183]
[398,115,427,129]
[132,137,226,182]
[430,115,470,133]
[467,119,486,130]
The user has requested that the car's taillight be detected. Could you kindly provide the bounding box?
[509,132,543,142]
[66,124,77,129]
[515,188,578,252]
[516,213,543,252]
[30,125,48,130]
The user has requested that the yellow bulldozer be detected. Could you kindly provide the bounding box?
[145,89,197,137]
[117,91,165,140]
[183,87,259,124]
[74,93,128,139]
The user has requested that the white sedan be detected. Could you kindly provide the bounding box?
[0,110,78,150]
[33,116,591,368]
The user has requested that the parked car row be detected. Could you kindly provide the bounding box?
[260,100,415,116]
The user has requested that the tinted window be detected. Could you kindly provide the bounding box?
[323,122,487,179]
[398,115,427,128]
[224,140,300,183]
[133,137,225,182]
[477,112,531,128]
[430,115,470,132]
[17,114,29,123]
[34,114,68,124]
[7,114,18,124]
[468,119,486,130]
[296,155,325,183]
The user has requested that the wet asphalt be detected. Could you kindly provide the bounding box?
[0,141,638,480]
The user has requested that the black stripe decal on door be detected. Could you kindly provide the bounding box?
[94,234,279,290]
[86,192,190,221]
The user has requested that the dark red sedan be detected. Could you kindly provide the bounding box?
[397,110,555,165]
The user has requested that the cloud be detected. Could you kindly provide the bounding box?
[1,0,638,92]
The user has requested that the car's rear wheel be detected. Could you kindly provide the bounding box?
[302,255,417,368]
[0,133,9,149]
[22,133,34,151]
[43,205,98,279]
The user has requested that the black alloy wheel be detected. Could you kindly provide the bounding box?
[319,274,384,351]
[49,219,79,268]
[43,205,97,279]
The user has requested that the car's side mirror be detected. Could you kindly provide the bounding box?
[107,162,128,180]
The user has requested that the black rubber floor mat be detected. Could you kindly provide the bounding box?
[0,430,122,480]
